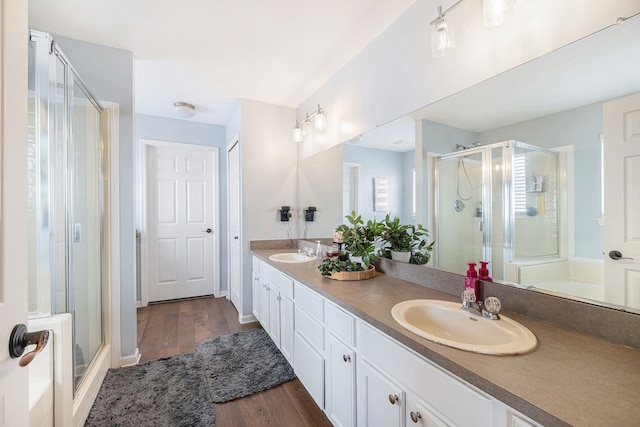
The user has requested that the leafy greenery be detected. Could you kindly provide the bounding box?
[318,256,365,277]
[379,214,434,265]
[334,211,384,267]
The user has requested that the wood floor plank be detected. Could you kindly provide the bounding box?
[136,296,331,426]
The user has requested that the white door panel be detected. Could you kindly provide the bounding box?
[146,143,219,302]
[603,92,640,310]
[1,0,30,423]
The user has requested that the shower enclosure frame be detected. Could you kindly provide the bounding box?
[29,30,108,395]
[434,140,560,279]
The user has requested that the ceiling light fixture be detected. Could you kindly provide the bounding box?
[174,101,196,118]
[293,104,326,142]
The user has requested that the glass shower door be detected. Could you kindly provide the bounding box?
[435,150,485,273]
[70,79,104,388]
[28,30,105,393]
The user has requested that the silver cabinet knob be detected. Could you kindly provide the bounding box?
[388,394,399,405]
[342,354,351,363]
[410,411,422,423]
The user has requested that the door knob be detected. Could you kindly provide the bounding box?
[609,250,634,260]
[9,324,49,367]
[202,228,212,233]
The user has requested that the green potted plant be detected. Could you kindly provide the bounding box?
[334,211,384,267]
[319,211,383,280]
[379,214,434,264]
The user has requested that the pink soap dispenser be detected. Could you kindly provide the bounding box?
[464,262,481,301]
[478,261,493,282]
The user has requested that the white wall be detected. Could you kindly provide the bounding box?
[240,99,297,317]
[297,144,344,238]
[297,0,640,158]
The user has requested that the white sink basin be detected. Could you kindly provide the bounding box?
[268,252,316,263]
[391,299,537,355]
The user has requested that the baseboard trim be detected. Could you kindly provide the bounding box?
[120,347,141,367]
[239,314,257,324]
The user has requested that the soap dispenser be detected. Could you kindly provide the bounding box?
[464,262,481,301]
[316,240,322,261]
[478,261,493,282]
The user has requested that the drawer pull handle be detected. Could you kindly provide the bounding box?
[388,394,399,405]
[410,411,422,423]
[342,354,351,363]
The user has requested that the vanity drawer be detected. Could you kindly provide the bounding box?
[259,259,278,284]
[252,256,260,273]
[277,273,294,300]
[295,282,324,321]
[325,301,355,346]
[295,305,324,350]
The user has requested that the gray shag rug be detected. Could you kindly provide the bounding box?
[196,327,296,402]
[85,328,295,426]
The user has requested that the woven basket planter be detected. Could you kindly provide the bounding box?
[325,265,376,281]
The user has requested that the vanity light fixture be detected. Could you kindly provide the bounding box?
[483,0,516,27]
[292,104,326,141]
[293,121,303,142]
[430,0,517,57]
[174,101,196,118]
[431,4,457,57]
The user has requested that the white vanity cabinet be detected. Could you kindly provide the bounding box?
[357,321,490,427]
[325,301,357,427]
[294,281,325,409]
[276,273,295,364]
[253,257,547,427]
[252,257,295,365]
[251,257,261,321]
[357,358,404,427]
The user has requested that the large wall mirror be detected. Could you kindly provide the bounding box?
[297,13,640,313]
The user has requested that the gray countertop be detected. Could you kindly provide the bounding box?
[252,249,640,427]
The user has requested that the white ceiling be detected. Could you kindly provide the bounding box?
[28,0,416,125]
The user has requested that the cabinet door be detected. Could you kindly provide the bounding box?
[269,287,281,346]
[326,333,356,427]
[357,360,404,427]
[406,393,450,427]
[294,331,324,409]
[280,295,294,364]
[259,277,270,331]
[252,272,261,321]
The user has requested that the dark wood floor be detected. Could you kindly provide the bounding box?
[137,296,333,426]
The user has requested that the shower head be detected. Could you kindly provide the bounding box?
[455,142,482,151]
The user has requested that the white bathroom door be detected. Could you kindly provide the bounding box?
[603,92,640,310]
[227,141,241,312]
[146,142,219,302]
[0,0,30,423]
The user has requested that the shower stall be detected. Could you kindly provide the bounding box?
[434,140,560,281]
[28,29,106,422]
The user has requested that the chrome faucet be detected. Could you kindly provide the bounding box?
[298,247,315,257]
[461,290,501,320]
